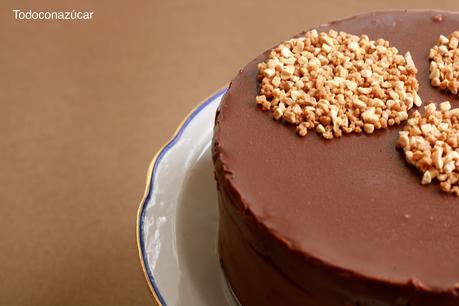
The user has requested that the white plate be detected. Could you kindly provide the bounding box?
[137,87,239,306]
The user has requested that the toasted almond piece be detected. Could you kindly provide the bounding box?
[421,171,432,184]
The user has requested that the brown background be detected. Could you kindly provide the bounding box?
[0,1,457,305]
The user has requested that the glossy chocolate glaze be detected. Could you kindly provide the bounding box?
[213,11,459,306]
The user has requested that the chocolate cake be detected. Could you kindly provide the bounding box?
[213,10,459,306]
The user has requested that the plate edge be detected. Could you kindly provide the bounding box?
[136,85,228,306]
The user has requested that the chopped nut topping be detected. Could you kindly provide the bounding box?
[257,30,421,139]
[397,102,459,196]
[429,31,459,95]
[433,14,443,23]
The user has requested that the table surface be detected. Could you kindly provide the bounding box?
[1,1,457,305]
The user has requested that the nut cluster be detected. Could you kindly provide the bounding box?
[397,102,459,196]
[256,29,421,139]
[429,31,459,94]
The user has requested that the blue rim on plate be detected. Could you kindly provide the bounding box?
[136,87,228,306]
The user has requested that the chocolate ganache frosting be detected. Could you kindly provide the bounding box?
[213,10,459,306]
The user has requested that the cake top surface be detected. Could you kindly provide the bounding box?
[214,10,459,291]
